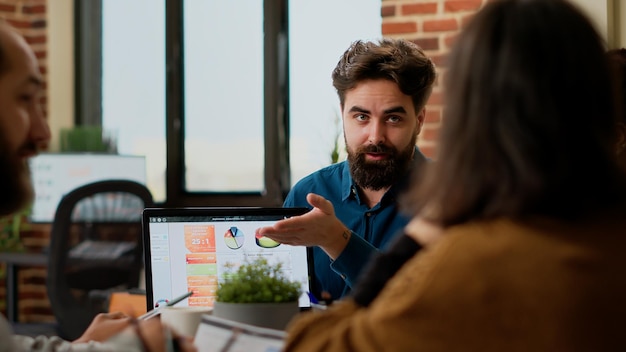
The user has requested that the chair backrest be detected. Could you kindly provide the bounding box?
[47,180,153,340]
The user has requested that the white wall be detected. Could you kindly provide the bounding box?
[613,0,626,48]
[569,0,612,46]
[567,0,626,49]
[47,2,74,151]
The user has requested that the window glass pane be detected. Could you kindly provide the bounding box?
[102,0,166,202]
[289,0,381,185]
[183,0,264,192]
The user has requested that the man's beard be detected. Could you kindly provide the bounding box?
[0,141,34,216]
[347,136,417,191]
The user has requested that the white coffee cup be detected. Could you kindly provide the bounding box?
[160,306,213,337]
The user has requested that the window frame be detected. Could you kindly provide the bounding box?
[74,0,102,127]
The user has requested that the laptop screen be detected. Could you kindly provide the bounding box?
[142,207,313,310]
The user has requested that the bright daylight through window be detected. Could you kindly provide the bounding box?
[102,0,381,203]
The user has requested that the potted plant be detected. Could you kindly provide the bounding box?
[60,126,117,153]
[213,257,302,330]
[0,210,28,253]
[0,210,28,311]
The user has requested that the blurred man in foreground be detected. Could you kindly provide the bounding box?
[0,23,195,352]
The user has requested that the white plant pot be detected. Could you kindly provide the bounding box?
[213,301,299,330]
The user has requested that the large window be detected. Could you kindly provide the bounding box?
[79,0,381,206]
[289,0,381,182]
[102,0,166,201]
[183,0,265,192]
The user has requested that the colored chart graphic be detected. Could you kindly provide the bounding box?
[184,225,216,252]
[224,227,245,250]
[255,232,280,248]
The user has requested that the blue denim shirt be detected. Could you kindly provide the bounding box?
[284,147,427,300]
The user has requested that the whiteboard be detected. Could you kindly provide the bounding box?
[28,153,147,223]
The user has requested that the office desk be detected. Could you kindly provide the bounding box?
[0,252,47,322]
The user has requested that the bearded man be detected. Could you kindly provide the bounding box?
[256,39,436,300]
[0,23,198,351]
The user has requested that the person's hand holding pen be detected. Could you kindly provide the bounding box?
[72,311,133,344]
[72,311,197,351]
[132,291,198,351]
[72,291,198,351]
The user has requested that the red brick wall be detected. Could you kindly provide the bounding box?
[0,0,51,323]
[382,0,489,158]
[1,223,53,323]
[0,0,48,116]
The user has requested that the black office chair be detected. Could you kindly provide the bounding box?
[46,180,153,340]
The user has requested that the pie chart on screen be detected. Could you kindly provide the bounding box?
[224,226,244,250]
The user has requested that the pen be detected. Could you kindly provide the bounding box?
[306,292,328,311]
[166,290,194,307]
[139,291,194,320]
[310,303,328,311]
[306,291,319,304]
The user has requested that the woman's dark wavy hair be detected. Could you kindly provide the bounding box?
[332,38,436,113]
[0,30,6,75]
[405,0,624,226]
[607,48,626,124]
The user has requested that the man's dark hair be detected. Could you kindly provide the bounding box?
[406,0,624,226]
[332,39,436,113]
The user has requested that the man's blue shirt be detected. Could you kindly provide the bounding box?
[283,147,427,300]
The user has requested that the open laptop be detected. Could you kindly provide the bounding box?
[142,207,313,311]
